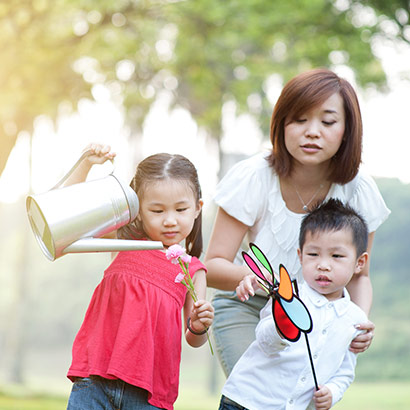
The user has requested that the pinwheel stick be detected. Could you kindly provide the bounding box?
[292,280,318,391]
[304,333,319,391]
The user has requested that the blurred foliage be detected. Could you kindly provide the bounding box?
[355,0,410,46]
[1,0,409,177]
[354,177,410,381]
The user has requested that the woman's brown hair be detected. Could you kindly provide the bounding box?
[267,68,362,184]
[117,153,203,258]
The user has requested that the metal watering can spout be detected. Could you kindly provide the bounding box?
[26,151,163,261]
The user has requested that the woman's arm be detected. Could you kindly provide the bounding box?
[204,208,251,290]
[347,231,375,353]
[346,231,375,314]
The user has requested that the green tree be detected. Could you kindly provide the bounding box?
[1,0,408,178]
[355,0,410,46]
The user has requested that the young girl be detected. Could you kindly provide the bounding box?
[66,146,214,410]
[205,68,390,376]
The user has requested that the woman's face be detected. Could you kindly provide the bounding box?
[284,92,345,170]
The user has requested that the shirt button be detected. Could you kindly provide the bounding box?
[289,399,294,404]
[328,303,333,308]
[322,329,327,334]
[313,354,318,359]
[301,377,306,382]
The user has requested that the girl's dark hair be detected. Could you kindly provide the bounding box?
[118,153,203,258]
[267,68,362,184]
[299,198,368,256]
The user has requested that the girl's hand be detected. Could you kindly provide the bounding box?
[350,321,375,353]
[84,143,116,166]
[313,385,332,410]
[62,143,116,187]
[189,300,214,333]
[236,274,259,302]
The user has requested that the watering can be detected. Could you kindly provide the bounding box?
[26,150,163,261]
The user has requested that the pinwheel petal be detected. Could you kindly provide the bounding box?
[278,264,293,301]
[273,300,301,342]
[279,296,313,333]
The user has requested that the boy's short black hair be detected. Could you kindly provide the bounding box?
[299,199,368,256]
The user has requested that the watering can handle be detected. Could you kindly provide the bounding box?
[51,149,114,190]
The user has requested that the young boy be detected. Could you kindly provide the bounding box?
[219,199,370,410]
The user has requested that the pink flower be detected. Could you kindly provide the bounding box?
[174,272,185,283]
[166,244,186,264]
[180,253,192,264]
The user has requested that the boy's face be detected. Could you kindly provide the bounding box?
[298,228,367,301]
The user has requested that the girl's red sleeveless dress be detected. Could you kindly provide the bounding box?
[67,249,206,410]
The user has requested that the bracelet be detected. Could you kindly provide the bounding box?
[187,317,208,335]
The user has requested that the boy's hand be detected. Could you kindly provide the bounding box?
[189,300,214,333]
[84,143,116,166]
[236,274,259,302]
[313,385,332,410]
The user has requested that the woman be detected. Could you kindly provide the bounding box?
[205,68,390,376]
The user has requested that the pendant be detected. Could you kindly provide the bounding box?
[303,205,308,212]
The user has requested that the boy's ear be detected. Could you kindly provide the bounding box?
[354,252,369,274]
[297,248,302,263]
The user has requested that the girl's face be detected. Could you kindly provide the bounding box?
[284,92,345,170]
[137,178,202,248]
[298,229,366,301]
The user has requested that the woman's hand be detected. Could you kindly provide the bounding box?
[236,274,260,302]
[350,321,375,353]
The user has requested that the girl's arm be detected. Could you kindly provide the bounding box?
[64,144,117,243]
[183,269,214,348]
[63,144,116,187]
[347,231,375,353]
[204,208,251,290]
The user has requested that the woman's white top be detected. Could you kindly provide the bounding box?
[214,152,391,282]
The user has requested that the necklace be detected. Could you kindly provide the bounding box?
[293,183,324,212]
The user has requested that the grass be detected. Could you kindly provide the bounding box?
[0,381,409,409]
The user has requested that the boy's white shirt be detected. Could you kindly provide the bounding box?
[222,283,368,410]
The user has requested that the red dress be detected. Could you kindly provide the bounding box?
[67,249,206,410]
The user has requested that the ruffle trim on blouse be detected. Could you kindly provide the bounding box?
[263,175,303,281]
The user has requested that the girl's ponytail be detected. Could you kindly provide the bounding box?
[186,209,203,258]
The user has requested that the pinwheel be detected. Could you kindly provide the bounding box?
[242,242,318,390]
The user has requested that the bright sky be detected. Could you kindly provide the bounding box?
[0,40,409,204]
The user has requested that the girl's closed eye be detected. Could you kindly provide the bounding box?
[322,120,336,126]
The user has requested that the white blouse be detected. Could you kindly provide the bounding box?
[214,152,391,282]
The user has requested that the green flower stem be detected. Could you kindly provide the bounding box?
[178,257,213,355]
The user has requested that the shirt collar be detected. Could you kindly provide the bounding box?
[301,282,351,317]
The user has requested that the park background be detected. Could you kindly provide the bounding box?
[0,1,409,409]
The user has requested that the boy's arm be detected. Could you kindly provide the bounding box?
[322,348,357,407]
[255,304,290,355]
